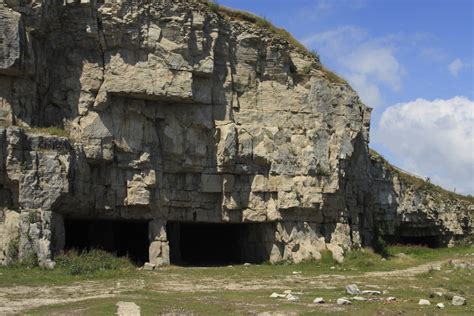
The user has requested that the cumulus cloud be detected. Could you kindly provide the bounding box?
[302,25,367,50]
[419,47,446,62]
[448,58,464,77]
[374,96,474,194]
[297,1,366,21]
[342,45,403,91]
[346,73,382,107]
[302,26,404,108]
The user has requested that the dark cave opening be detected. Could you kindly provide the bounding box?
[64,218,150,265]
[167,222,269,266]
[384,231,442,248]
[389,235,441,248]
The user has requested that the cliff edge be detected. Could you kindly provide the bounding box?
[0,0,471,266]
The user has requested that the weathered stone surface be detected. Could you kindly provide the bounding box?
[143,262,155,271]
[452,295,466,306]
[337,298,352,305]
[346,284,362,295]
[313,297,325,304]
[0,0,471,266]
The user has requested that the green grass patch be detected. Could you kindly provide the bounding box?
[320,66,348,85]
[0,250,138,287]
[206,0,219,13]
[25,126,69,138]
[369,148,474,203]
[4,246,473,315]
[55,249,135,275]
[202,1,319,60]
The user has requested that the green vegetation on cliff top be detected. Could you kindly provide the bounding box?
[202,0,348,85]
[370,148,474,203]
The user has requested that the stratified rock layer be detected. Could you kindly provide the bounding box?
[0,0,472,266]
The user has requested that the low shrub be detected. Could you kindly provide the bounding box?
[26,126,69,138]
[207,0,219,13]
[55,249,134,275]
[344,248,381,268]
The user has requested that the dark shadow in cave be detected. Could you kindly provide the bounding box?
[64,218,149,265]
[167,222,272,266]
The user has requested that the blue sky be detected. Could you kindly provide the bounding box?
[219,0,474,194]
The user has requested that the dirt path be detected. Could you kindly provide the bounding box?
[116,301,141,316]
[1,258,471,314]
[0,280,146,314]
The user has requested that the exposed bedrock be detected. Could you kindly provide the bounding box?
[0,0,471,266]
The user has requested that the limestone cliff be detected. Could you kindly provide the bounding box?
[0,0,471,266]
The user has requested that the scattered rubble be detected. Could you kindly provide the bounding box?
[418,299,431,306]
[452,295,466,306]
[313,297,325,304]
[346,284,362,295]
[143,263,155,271]
[337,298,352,305]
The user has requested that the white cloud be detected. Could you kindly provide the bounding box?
[302,26,367,50]
[374,96,474,194]
[297,1,366,21]
[346,73,382,107]
[302,26,404,108]
[342,45,403,91]
[419,47,446,62]
[448,58,464,77]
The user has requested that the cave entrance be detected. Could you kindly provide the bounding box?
[167,222,272,266]
[390,235,441,248]
[64,219,149,265]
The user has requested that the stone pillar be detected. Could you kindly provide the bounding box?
[148,219,169,266]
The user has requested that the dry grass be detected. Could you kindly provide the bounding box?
[25,126,69,138]
[202,0,318,60]
[320,66,348,85]
[201,1,350,86]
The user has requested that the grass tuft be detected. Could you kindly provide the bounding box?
[26,126,69,138]
[370,148,474,203]
[203,1,319,59]
[320,66,348,85]
[207,0,219,13]
[55,249,134,276]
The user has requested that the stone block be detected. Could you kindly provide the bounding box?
[200,174,222,193]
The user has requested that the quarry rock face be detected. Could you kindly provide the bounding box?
[0,0,472,266]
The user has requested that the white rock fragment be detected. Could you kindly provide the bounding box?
[40,259,56,270]
[437,303,445,309]
[143,262,155,271]
[386,297,396,301]
[270,293,286,298]
[452,295,466,306]
[418,299,431,305]
[362,290,381,295]
[337,298,352,305]
[313,297,325,304]
[346,284,361,295]
[286,294,299,302]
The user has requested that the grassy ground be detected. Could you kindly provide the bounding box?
[1,246,473,315]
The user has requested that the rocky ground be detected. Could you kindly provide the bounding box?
[0,246,472,315]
